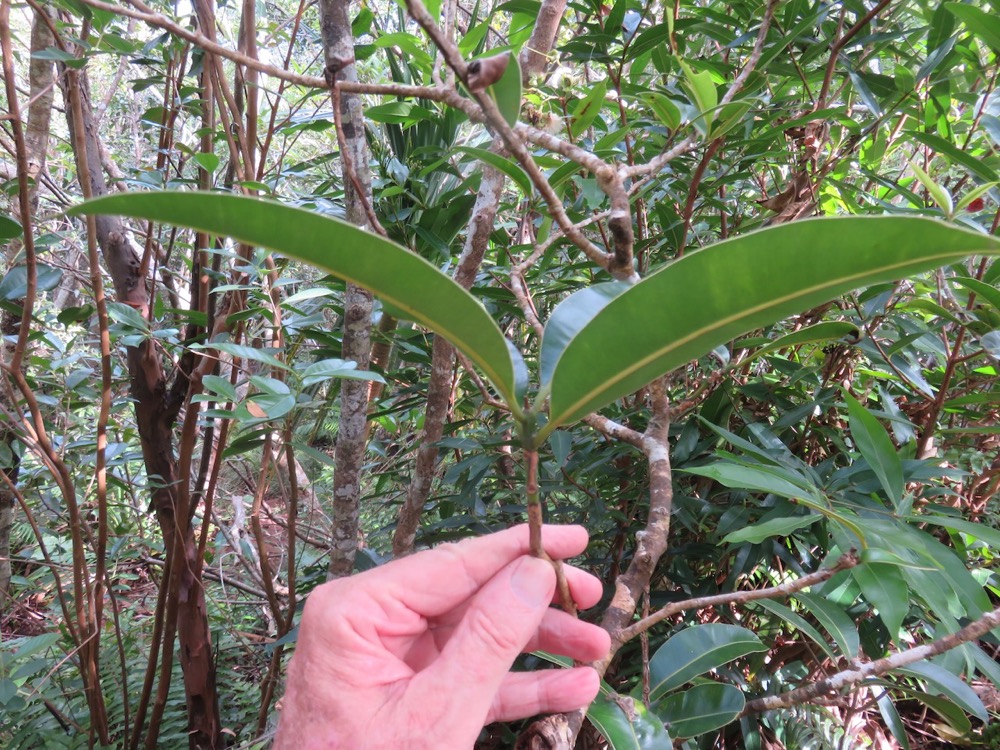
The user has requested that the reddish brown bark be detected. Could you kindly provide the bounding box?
[0,3,54,616]
[61,66,222,750]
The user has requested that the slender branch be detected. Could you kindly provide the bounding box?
[403,0,626,277]
[619,551,859,642]
[0,1,38,373]
[331,84,388,237]
[817,0,893,107]
[582,414,643,448]
[745,605,1000,713]
[70,0,326,88]
[719,0,779,108]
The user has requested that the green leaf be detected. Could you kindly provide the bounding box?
[249,391,296,419]
[489,53,522,128]
[648,624,765,700]
[721,514,820,544]
[876,690,911,750]
[200,374,238,402]
[797,592,860,658]
[682,463,818,502]
[954,182,998,213]
[845,392,904,507]
[454,146,531,195]
[908,160,953,215]
[12,632,61,659]
[534,651,671,749]
[952,276,1000,314]
[200,342,289,372]
[191,152,219,173]
[907,131,999,183]
[107,301,150,332]
[679,58,718,134]
[69,192,519,410]
[751,599,837,660]
[0,214,22,241]
[654,683,745,739]
[588,693,672,750]
[897,661,988,721]
[946,2,1000,53]
[907,690,971,734]
[852,562,908,641]
[740,321,861,364]
[543,217,1000,433]
[912,514,1000,551]
[569,80,608,139]
[0,263,63,300]
[300,358,385,386]
[32,46,86,67]
[643,93,681,131]
[539,281,631,387]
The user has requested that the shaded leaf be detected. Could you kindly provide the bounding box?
[649,624,765,700]
[853,562,908,640]
[0,214,22,241]
[721,514,820,545]
[0,264,63,300]
[752,600,837,660]
[739,321,861,364]
[588,693,672,750]
[454,146,531,195]
[845,392,904,507]
[898,661,988,721]
[797,592,860,658]
[539,281,631,387]
[654,683,745,739]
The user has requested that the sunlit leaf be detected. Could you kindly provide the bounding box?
[69,192,519,411]
[543,217,1000,433]
[721,514,820,544]
[490,52,522,128]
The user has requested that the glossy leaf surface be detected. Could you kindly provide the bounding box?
[654,683,745,739]
[845,392,904,507]
[648,624,765,701]
[588,693,672,750]
[545,217,1000,432]
[69,192,520,409]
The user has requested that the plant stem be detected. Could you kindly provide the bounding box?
[524,448,577,616]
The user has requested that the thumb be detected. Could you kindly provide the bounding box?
[417,555,555,726]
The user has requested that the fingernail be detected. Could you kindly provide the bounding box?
[510,556,553,607]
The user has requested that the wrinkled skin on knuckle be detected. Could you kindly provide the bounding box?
[464,604,523,661]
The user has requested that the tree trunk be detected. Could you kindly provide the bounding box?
[320,0,377,579]
[61,65,223,750]
[0,4,55,616]
[392,164,505,556]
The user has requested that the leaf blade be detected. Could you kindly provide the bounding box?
[547,217,1000,430]
[69,192,518,408]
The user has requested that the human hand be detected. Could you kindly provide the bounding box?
[274,525,610,749]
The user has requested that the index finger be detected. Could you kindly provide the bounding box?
[373,524,590,616]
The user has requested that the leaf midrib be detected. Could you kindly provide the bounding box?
[550,249,987,429]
